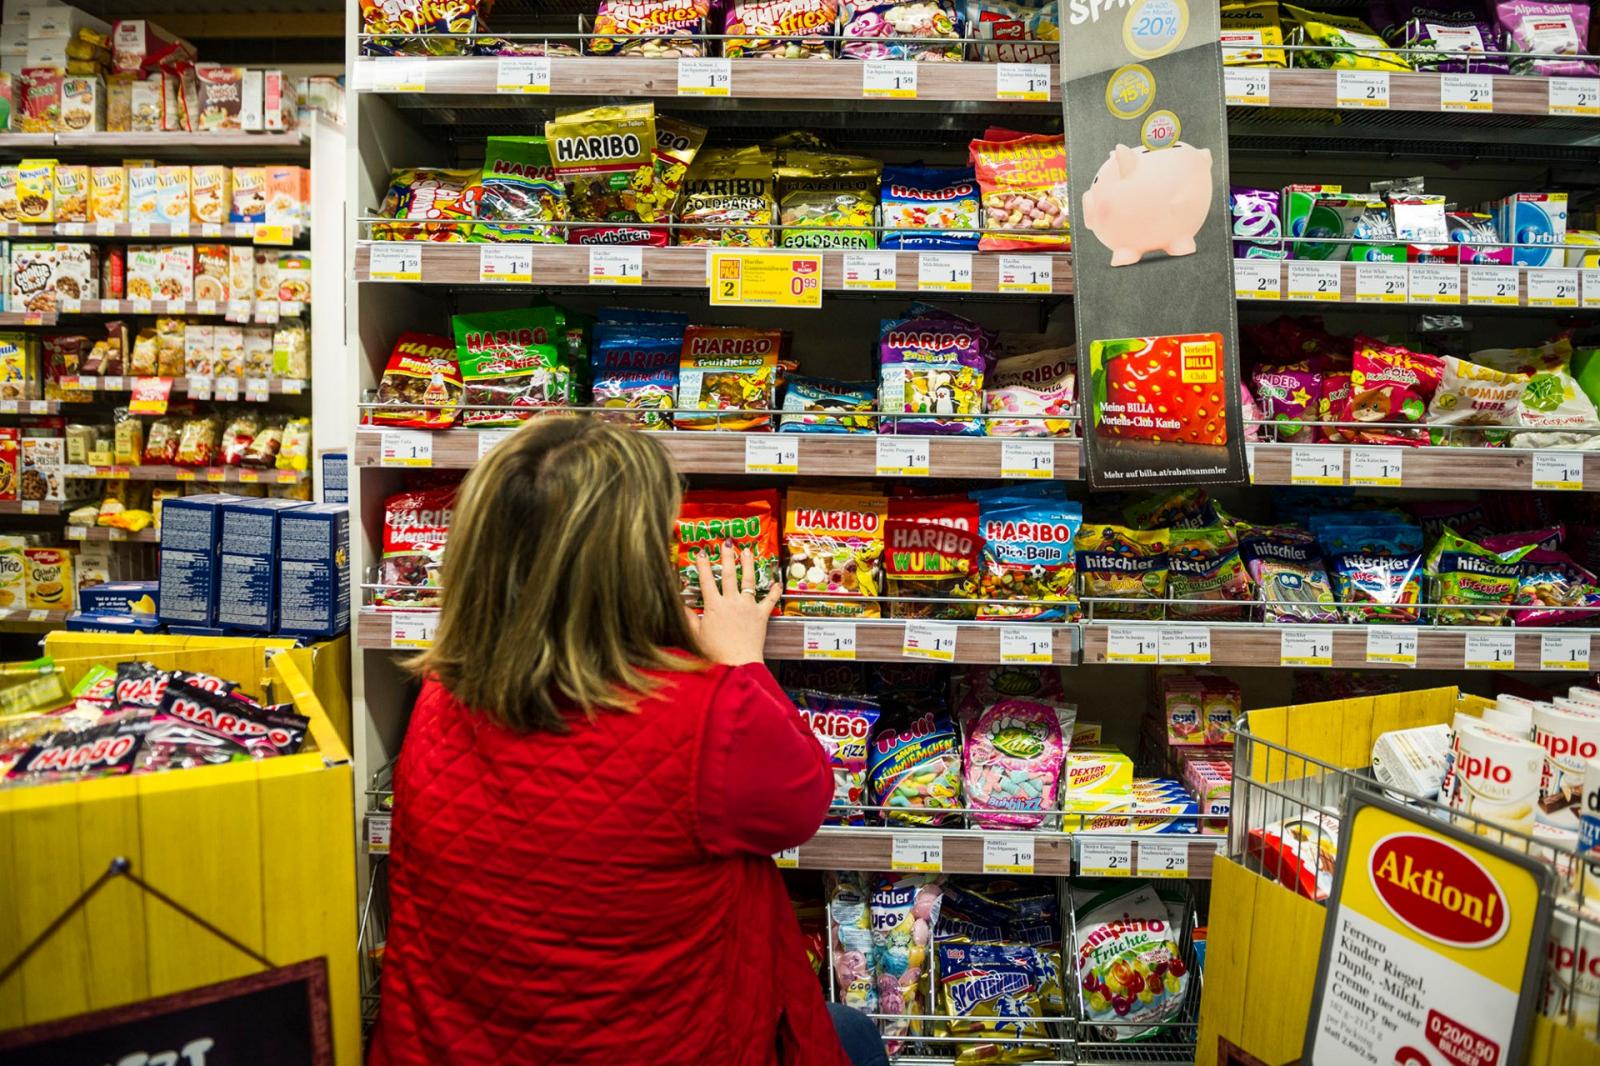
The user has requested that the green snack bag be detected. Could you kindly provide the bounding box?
[1425,529,1534,626]
[451,308,570,427]
[469,136,566,244]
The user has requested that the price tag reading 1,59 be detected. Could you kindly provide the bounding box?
[1105,625,1158,664]
[982,834,1036,875]
[1464,631,1517,670]
[891,834,942,872]
[1533,452,1584,491]
[369,242,422,282]
[999,626,1053,664]
[864,60,917,99]
[1281,628,1334,667]
[803,621,857,661]
[995,63,1050,101]
[677,57,731,97]
[1079,839,1131,877]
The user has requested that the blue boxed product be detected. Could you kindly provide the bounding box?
[218,497,309,632]
[158,494,239,626]
[322,451,348,504]
[277,503,350,638]
[66,612,163,633]
[78,580,158,616]
[1495,192,1567,267]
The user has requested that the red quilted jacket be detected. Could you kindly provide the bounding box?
[369,661,850,1066]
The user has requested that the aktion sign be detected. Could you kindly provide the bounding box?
[1304,794,1552,1066]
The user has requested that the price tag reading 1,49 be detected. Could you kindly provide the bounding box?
[803,622,857,661]
[842,251,897,291]
[380,430,433,468]
[983,834,1036,875]
[875,435,931,477]
[390,611,439,649]
[479,244,533,283]
[1464,631,1517,670]
[999,439,1054,479]
[1281,628,1334,667]
[1105,625,1158,664]
[744,435,798,474]
[997,254,1052,294]
[1079,839,1131,877]
[772,847,800,869]
[1533,452,1584,491]
[903,621,958,662]
[919,252,973,292]
[589,246,643,285]
[1158,626,1211,665]
[891,834,942,873]
[999,626,1053,664]
[1366,626,1418,668]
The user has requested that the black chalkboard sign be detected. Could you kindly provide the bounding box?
[0,958,333,1065]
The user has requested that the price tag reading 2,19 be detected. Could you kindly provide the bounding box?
[803,621,857,661]
[982,834,1036,875]
[1079,838,1131,877]
[1281,628,1334,667]
[1224,66,1269,106]
[891,834,942,872]
[1336,70,1390,108]
[1440,73,1492,112]
[903,621,957,662]
[709,251,823,309]
[1549,75,1600,115]
[999,626,1053,664]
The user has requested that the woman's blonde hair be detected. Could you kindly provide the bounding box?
[410,417,701,731]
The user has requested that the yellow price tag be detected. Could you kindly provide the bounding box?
[708,251,823,309]
[253,224,293,246]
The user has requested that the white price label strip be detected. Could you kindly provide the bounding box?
[772,847,800,869]
[1440,73,1492,112]
[1528,268,1579,308]
[999,626,1053,664]
[380,430,434,468]
[1158,626,1211,665]
[477,430,514,459]
[1290,446,1344,486]
[903,621,957,662]
[1464,632,1516,671]
[995,63,1050,101]
[678,57,731,96]
[371,57,426,92]
[1281,628,1334,667]
[1337,70,1389,108]
[1348,446,1402,487]
[1105,625,1158,664]
[997,254,1052,294]
[1000,439,1054,479]
[389,611,439,648]
[1541,632,1590,672]
[495,56,552,93]
[864,60,917,98]
[918,252,973,292]
[370,243,422,282]
[1585,268,1600,309]
[842,251,897,291]
[1467,265,1519,306]
[1234,258,1281,300]
[1224,67,1269,106]
[744,435,798,474]
[1533,452,1583,491]
[1355,263,1407,303]
[1286,261,1340,301]
[803,622,857,661]
[1408,263,1461,304]
[214,377,240,401]
[982,834,1036,875]
[1079,839,1132,877]
[891,834,942,872]
[1366,626,1418,668]
[1549,76,1600,116]
[1136,840,1189,879]
[367,815,392,853]
[479,244,533,283]
[875,436,930,476]
[589,246,643,285]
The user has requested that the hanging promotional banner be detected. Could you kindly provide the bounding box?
[1062,0,1245,489]
[1303,793,1553,1066]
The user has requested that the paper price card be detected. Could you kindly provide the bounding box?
[101,375,125,391]
[1532,452,1583,491]
[1467,264,1519,306]
[1158,626,1212,665]
[997,254,1052,294]
[1584,268,1600,309]
[93,221,116,237]
[1136,840,1188,879]
[214,377,240,402]
[1527,268,1579,308]
[1541,632,1590,671]
[1286,261,1341,301]
[1079,838,1131,877]
[1549,75,1600,115]
[903,621,957,662]
[196,299,217,315]
[19,500,38,514]
[744,436,799,474]
[130,299,153,314]
[1464,631,1516,670]
[772,847,800,869]
[875,436,931,476]
[1348,446,1402,487]
[999,625,1053,664]
[842,252,897,291]
[1355,263,1407,303]
[389,611,439,648]
[27,609,50,623]
[588,246,642,285]
[918,252,973,292]
[245,377,271,403]
[1366,626,1418,668]
[1105,625,1158,664]
[479,245,533,283]
[709,251,823,309]
[982,834,1036,875]
[371,57,427,92]
[476,429,514,459]
[1440,73,1492,112]
[1290,446,1344,486]
[678,57,731,96]
[380,430,434,468]
[226,299,251,321]
[367,815,393,854]
[1409,263,1461,304]
[131,221,151,238]
[864,60,917,98]
[1281,628,1334,667]
[999,439,1054,479]
[1234,258,1281,300]
[804,622,857,661]
[996,63,1050,101]
[370,242,422,282]
[497,56,551,94]
[1337,70,1390,108]
[202,223,223,237]
[1224,66,1269,106]
[891,834,943,872]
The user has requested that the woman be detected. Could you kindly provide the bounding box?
[370,417,882,1066]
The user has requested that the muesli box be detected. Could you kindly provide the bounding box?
[125,244,159,301]
[10,243,57,313]
[59,75,103,132]
[157,244,194,301]
[154,165,190,224]
[53,243,95,304]
[190,165,228,225]
[194,243,228,302]
[229,166,265,223]
[90,165,126,221]
[54,164,88,222]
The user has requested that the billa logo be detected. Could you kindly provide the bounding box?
[1367,832,1509,948]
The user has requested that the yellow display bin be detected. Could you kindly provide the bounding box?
[0,633,358,1065]
[1197,687,1596,1066]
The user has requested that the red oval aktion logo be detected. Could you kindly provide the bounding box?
[1367,833,1509,948]
[793,260,818,276]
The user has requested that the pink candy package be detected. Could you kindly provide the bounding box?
[962,698,1076,828]
[1496,1,1597,76]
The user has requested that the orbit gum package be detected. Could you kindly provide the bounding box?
[794,691,882,824]
[969,131,1068,252]
[975,495,1083,621]
[776,151,881,250]
[868,711,962,825]
[782,489,887,618]
[962,698,1076,828]
[674,326,782,431]
[675,488,781,608]
[878,314,987,435]
[1075,524,1171,621]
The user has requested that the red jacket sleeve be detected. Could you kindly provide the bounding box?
[696,662,835,858]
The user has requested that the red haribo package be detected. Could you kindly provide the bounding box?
[377,484,457,607]
[675,489,781,609]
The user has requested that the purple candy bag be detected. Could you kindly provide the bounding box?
[1496,0,1597,76]
[1372,3,1509,72]
[879,314,988,435]
[1231,186,1283,258]
[1251,364,1323,443]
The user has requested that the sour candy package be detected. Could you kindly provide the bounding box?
[780,376,878,433]
[1425,528,1534,625]
[1071,883,1191,1042]
[1167,525,1254,621]
[870,874,945,1051]
[975,495,1083,620]
[1240,523,1339,623]
[879,315,987,434]
[1317,520,1425,623]
[962,698,1076,828]
[828,871,879,1011]
[675,326,782,431]
[782,488,888,617]
[795,691,882,824]
[879,166,981,250]
[1075,524,1171,621]
[841,0,964,61]
[674,489,781,608]
[969,131,1069,251]
[868,711,962,825]
[723,0,840,58]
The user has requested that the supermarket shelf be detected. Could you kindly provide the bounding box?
[1230,68,1599,121]
[0,608,72,629]
[1235,258,1598,310]
[0,221,303,243]
[1082,622,1600,671]
[59,375,308,399]
[0,131,310,160]
[61,464,305,484]
[1245,442,1600,492]
[0,311,56,325]
[0,500,61,515]
[792,826,1223,879]
[354,242,1075,295]
[354,427,1081,480]
[0,399,61,415]
[65,525,160,543]
[56,298,307,318]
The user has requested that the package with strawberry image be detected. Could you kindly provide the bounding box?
[1070,882,1191,1041]
[675,488,780,609]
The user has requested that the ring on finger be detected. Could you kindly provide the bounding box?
[740,588,758,599]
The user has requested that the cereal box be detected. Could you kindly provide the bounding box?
[16,158,54,224]
[10,243,57,313]
[229,166,264,223]
[264,70,298,132]
[53,243,94,304]
[24,547,73,611]
[252,249,277,301]
[59,74,102,132]
[53,164,88,223]
[239,68,263,131]
[20,436,63,502]
[89,165,125,221]
[18,69,61,133]
[277,504,349,637]
[214,324,243,377]
[0,335,30,400]
[242,326,271,376]
[190,164,228,225]
[154,165,189,224]
[157,244,194,301]
[228,246,253,296]
[0,429,18,502]
[130,74,163,131]
[105,72,132,131]
[0,167,18,222]
[276,252,309,304]
[0,536,25,610]
[194,243,228,302]
[113,20,196,78]
[125,245,159,301]
[127,165,158,222]
[194,65,243,131]
[264,165,302,227]
[183,323,214,375]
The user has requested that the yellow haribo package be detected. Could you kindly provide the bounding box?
[781,488,887,618]
[776,151,881,250]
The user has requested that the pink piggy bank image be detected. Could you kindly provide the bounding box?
[1080,143,1214,267]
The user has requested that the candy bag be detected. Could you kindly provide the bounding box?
[469,136,566,244]
[1509,549,1599,626]
[545,104,666,239]
[678,146,777,247]
[1240,523,1338,623]
[883,495,981,619]
[1426,528,1534,625]
[1168,525,1254,621]
[1075,524,1170,621]
[590,0,714,56]
[937,938,1052,1063]
[1344,337,1443,445]
[591,310,687,429]
[969,0,1060,62]
[1071,883,1190,1042]
[955,665,1066,721]
[1222,0,1288,66]
[1425,355,1529,446]
[880,166,981,250]
[724,0,839,58]
[1472,337,1600,450]
[841,0,963,60]
[1372,3,1508,72]
[782,489,888,617]
[871,874,945,1051]
[776,151,881,250]
[970,131,1068,251]
[371,332,462,429]
[675,326,782,431]
[975,496,1082,621]
[879,315,987,435]
[796,692,882,824]
[983,381,1074,437]
[675,489,781,608]
[1251,363,1322,442]
[1496,0,1596,76]
[1318,521,1424,623]
[962,698,1075,828]
[373,167,477,241]
[6,717,146,784]
[1283,4,1412,70]
[452,308,571,426]
[828,872,879,1011]
[779,376,878,433]
[376,485,455,608]
[868,710,962,825]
